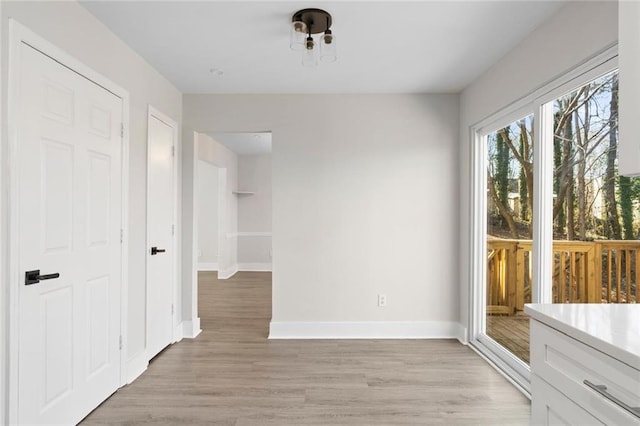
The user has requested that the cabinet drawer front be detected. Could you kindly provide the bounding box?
[531,374,603,426]
[531,321,640,425]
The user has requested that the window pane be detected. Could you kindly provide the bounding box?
[550,70,638,305]
[485,115,534,364]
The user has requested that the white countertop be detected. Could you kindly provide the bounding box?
[525,303,640,370]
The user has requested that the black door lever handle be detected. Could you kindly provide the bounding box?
[25,270,60,285]
[150,247,166,255]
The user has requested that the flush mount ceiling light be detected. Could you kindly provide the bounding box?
[290,8,336,67]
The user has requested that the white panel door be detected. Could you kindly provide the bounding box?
[17,43,123,425]
[146,112,176,360]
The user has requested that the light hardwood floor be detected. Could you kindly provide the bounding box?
[82,272,530,425]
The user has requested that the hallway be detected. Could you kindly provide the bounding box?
[82,272,530,425]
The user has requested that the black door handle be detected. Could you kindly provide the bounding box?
[150,247,166,255]
[25,270,60,285]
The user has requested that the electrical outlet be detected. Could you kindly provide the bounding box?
[378,294,387,307]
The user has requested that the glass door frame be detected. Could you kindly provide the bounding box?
[468,46,619,396]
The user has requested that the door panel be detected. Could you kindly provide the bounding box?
[42,140,74,253]
[87,276,110,376]
[484,114,535,365]
[146,112,176,360]
[88,153,111,246]
[17,42,123,425]
[41,286,73,407]
[43,80,74,125]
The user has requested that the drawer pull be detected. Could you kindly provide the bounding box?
[583,380,640,419]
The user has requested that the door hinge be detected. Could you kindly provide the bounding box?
[171,304,174,315]
[171,146,175,157]
[120,229,123,243]
[120,123,124,138]
[171,224,175,236]
[119,335,123,350]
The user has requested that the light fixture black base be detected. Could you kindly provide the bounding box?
[292,9,332,34]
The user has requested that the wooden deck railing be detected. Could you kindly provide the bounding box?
[487,238,639,315]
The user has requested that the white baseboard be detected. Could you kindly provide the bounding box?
[268,321,460,339]
[173,322,184,343]
[126,350,149,384]
[197,262,218,271]
[182,318,202,338]
[218,264,238,279]
[457,324,468,344]
[238,262,272,272]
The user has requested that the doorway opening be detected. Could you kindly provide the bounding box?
[195,131,272,279]
[193,131,273,332]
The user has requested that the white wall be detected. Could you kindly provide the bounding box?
[181,130,198,335]
[0,2,183,414]
[237,154,272,270]
[458,1,618,337]
[183,94,460,338]
[198,133,238,277]
[197,160,220,268]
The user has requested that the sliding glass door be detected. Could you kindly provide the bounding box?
[549,70,637,306]
[469,53,634,392]
[485,116,535,365]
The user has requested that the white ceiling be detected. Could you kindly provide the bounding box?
[81,1,565,94]
[211,132,272,155]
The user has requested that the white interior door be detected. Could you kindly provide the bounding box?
[146,110,176,360]
[16,42,123,425]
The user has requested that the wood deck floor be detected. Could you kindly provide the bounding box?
[486,315,531,364]
[82,272,530,425]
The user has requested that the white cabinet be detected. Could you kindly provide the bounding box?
[531,375,602,426]
[526,304,640,426]
[619,0,640,176]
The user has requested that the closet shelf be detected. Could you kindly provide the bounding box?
[232,191,255,196]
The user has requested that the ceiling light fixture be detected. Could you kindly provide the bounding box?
[290,8,336,67]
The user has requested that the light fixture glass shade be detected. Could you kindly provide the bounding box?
[290,20,307,51]
[320,32,337,63]
[302,37,318,67]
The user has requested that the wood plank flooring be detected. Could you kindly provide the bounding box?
[82,272,530,425]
